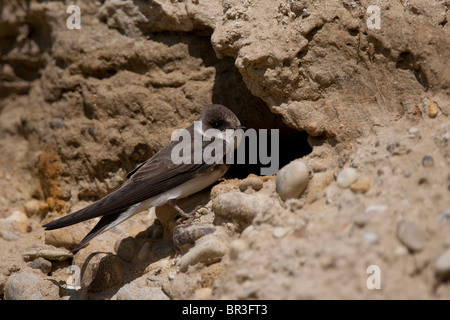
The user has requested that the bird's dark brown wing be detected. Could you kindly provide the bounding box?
[43,139,215,230]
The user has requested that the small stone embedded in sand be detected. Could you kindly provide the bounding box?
[275,161,309,201]
[421,155,434,168]
[396,220,424,253]
[336,167,358,188]
[239,177,263,192]
[434,249,450,280]
[364,232,379,245]
[428,101,439,118]
[350,176,371,193]
[301,9,311,18]
[272,227,288,238]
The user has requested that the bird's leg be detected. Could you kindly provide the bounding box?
[168,200,203,219]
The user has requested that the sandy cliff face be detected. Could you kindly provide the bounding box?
[0,0,449,299]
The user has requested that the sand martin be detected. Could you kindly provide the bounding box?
[43,104,243,253]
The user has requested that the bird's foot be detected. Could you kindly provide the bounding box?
[169,200,204,222]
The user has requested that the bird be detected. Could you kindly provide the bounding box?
[43,104,243,253]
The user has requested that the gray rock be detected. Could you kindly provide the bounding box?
[336,167,358,188]
[4,272,60,300]
[435,249,450,280]
[28,257,52,274]
[276,161,309,201]
[421,155,434,167]
[396,220,424,252]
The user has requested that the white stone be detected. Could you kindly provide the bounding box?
[276,161,309,201]
[336,167,358,188]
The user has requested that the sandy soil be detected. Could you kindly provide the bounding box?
[0,0,449,299]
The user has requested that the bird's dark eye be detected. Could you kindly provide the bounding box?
[211,121,222,128]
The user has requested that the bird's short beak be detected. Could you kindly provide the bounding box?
[234,125,246,130]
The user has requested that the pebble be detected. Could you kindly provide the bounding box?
[396,220,424,252]
[49,118,64,129]
[350,176,371,193]
[428,101,439,118]
[336,167,358,188]
[176,237,227,272]
[421,155,434,168]
[239,177,263,192]
[229,239,248,260]
[365,205,387,214]
[4,272,60,300]
[173,223,216,250]
[28,257,52,274]
[272,227,288,238]
[434,249,450,280]
[275,161,309,201]
[115,236,137,262]
[364,232,379,245]
[301,9,311,18]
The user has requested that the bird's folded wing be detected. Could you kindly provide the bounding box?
[43,156,213,230]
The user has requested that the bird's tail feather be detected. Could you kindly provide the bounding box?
[70,203,142,253]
